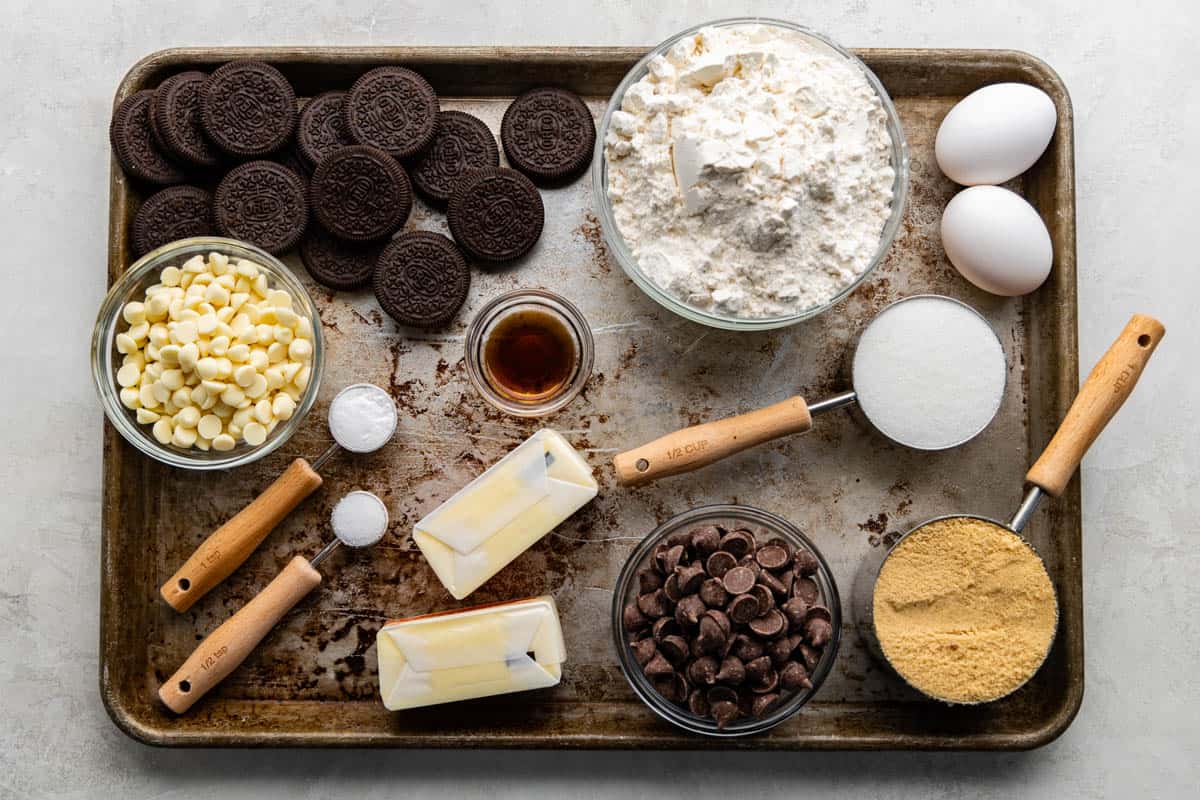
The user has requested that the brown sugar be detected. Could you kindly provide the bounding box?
[873,516,1058,703]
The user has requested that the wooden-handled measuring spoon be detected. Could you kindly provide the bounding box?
[159,491,389,714]
[160,383,396,613]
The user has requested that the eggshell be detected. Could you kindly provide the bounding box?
[935,83,1057,185]
[940,186,1052,296]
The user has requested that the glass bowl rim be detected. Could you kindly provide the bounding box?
[591,16,911,331]
[611,503,842,737]
[91,236,325,471]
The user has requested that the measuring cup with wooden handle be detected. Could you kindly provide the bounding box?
[160,491,388,714]
[160,383,396,613]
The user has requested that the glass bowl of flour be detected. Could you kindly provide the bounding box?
[594,19,909,331]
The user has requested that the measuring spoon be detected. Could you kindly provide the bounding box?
[159,490,389,714]
[867,313,1163,702]
[161,383,397,612]
[614,296,1006,486]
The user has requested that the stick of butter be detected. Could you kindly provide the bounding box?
[414,429,598,599]
[377,595,566,711]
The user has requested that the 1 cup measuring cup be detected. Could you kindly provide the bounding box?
[160,383,397,612]
[159,490,389,713]
[861,313,1164,704]
[614,295,1007,486]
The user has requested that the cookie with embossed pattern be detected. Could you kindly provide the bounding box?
[501,87,595,185]
[132,185,215,257]
[200,60,297,158]
[297,91,354,167]
[344,67,439,160]
[374,231,470,329]
[447,167,544,262]
[299,224,384,290]
[150,71,222,169]
[309,145,412,243]
[213,161,308,254]
[409,110,499,206]
[109,91,187,185]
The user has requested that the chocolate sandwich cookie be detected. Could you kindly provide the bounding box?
[373,231,470,329]
[132,185,215,257]
[151,71,222,169]
[213,160,308,254]
[344,67,439,160]
[409,110,499,206]
[447,167,544,262]
[109,91,187,185]
[309,145,412,242]
[501,87,595,185]
[299,224,384,290]
[200,60,297,158]
[297,91,354,167]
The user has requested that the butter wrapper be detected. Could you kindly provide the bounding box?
[414,429,598,599]
[377,595,566,711]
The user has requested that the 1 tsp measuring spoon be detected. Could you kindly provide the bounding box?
[614,295,1006,486]
[161,383,397,612]
[159,490,389,714]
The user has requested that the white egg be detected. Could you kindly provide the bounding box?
[935,83,1057,185]
[940,186,1052,296]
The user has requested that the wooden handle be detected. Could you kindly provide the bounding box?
[159,556,322,714]
[613,396,813,487]
[160,458,322,612]
[1026,314,1164,497]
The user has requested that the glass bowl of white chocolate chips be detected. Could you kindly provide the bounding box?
[593,18,909,331]
[92,237,324,470]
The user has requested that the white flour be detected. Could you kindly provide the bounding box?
[605,24,896,318]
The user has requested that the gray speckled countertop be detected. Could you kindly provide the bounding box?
[1,1,1196,797]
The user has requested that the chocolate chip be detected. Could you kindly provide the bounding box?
[745,655,772,684]
[767,635,797,666]
[674,594,706,629]
[755,544,790,571]
[780,661,813,691]
[699,577,729,607]
[750,668,779,694]
[749,608,787,639]
[637,569,663,594]
[799,643,821,672]
[652,616,681,642]
[623,602,649,631]
[690,637,707,659]
[737,555,762,579]
[722,566,756,595]
[707,686,737,706]
[705,551,737,579]
[793,549,819,576]
[687,656,719,686]
[659,635,691,665]
[758,569,787,598]
[689,526,723,556]
[749,584,775,615]
[711,700,739,730]
[727,593,760,624]
[662,544,686,575]
[716,655,746,685]
[732,634,765,662]
[643,652,674,678]
[652,672,688,703]
[765,537,793,559]
[804,605,833,625]
[778,569,796,596]
[705,608,732,637]
[631,638,657,666]
[751,693,781,717]
[688,689,711,717]
[638,589,671,618]
[663,572,683,603]
[793,577,820,606]
[782,597,809,631]
[665,531,692,550]
[804,617,833,647]
[652,543,671,574]
[697,615,726,654]
[719,530,754,558]
[676,562,706,594]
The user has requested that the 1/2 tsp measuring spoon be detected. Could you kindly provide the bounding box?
[159,491,389,714]
[161,383,396,612]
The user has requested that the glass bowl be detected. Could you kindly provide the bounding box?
[592,18,910,331]
[612,504,841,737]
[91,236,324,470]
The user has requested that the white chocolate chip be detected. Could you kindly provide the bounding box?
[272,393,296,420]
[288,339,313,361]
[198,414,222,440]
[243,422,267,446]
[123,302,146,324]
[120,388,141,410]
[254,398,274,424]
[152,418,173,444]
[116,365,141,389]
[136,408,160,424]
[172,426,198,447]
[175,406,201,429]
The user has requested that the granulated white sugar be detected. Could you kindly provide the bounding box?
[331,491,389,547]
[329,384,397,453]
[851,297,1006,449]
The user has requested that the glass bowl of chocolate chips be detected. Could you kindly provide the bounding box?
[613,504,841,737]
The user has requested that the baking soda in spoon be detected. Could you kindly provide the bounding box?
[331,491,391,548]
[329,384,398,453]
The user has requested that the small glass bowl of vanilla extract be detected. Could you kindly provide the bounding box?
[464,289,594,417]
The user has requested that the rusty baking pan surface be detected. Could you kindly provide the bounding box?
[101,46,1079,749]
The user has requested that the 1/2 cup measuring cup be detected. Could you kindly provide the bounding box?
[161,383,397,612]
[614,296,1007,486]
